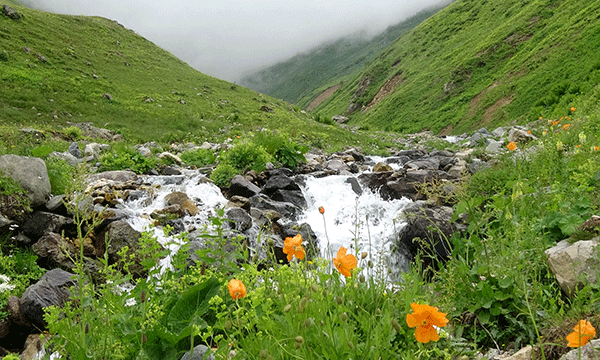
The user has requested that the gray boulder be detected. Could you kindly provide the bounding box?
[20,269,77,329]
[225,207,253,232]
[2,5,22,20]
[545,238,600,297]
[229,175,261,197]
[22,211,75,239]
[68,142,82,159]
[249,194,301,220]
[180,344,214,360]
[87,170,138,183]
[0,155,51,207]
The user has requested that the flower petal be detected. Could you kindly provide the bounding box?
[414,325,439,343]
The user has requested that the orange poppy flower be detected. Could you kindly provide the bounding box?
[571,107,576,112]
[319,206,325,214]
[333,247,357,277]
[507,142,517,151]
[283,234,305,261]
[566,319,596,347]
[228,279,246,300]
[406,303,449,343]
[595,147,599,151]
[563,124,571,130]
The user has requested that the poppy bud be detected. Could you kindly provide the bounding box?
[339,312,348,322]
[225,320,232,330]
[318,206,325,214]
[142,333,147,344]
[298,298,307,313]
[368,260,373,268]
[252,254,259,263]
[233,318,243,327]
[85,323,89,334]
[284,304,292,313]
[322,289,328,298]
[361,251,368,259]
[335,296,344,305]
[294,336,304,349]
[311,284,319,293]
[267,238,274,247]
[376,308,382,315]
[304,318,313,328]
[140,290,147,303]
[359,274,366,283]
[347,341,354,349]
[259,350,269,359]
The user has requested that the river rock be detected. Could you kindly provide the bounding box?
[227,195,251,211]
[165,191,199,216]
[48,151,81,166]
[373,162,393,172]
[394,201,465,273]
[268,189,307,209]
[32,232,83,270]
[225,207,252,232]
[87,170,138,183]
[545,238,600,297]
[405,157,440,170]
[262,174,301,194]
[21,211,75,239]
[20,269,77,329]
[229,175,261,197]
[326,159,350,173]
[0,155,51,208]
[508,128,537,143]
[249,194,301,220]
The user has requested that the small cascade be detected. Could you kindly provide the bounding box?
[118,166,414,278]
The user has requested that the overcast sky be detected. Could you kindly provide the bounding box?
[20,0,446,82]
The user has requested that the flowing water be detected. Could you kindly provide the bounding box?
[121,163,413,277]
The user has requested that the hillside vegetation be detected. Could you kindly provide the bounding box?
[0,0,389,154]
[314,0,600,134]
[239,4,447,108]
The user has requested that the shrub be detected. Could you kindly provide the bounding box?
[46,157,75,195]
[179,148,216,167]
[61,126,83,140]
[98,146,157,174]
[210,163,239,187]
[274,141,308,169]
[221,142,271,173]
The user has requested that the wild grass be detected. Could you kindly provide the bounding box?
[0,1,395,154]
[316,0,600,135]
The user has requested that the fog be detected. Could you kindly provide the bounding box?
[19,0,447,82]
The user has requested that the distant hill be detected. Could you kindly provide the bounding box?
[239,3,448,108]
[314,0,600,134]
[0,0,387,152]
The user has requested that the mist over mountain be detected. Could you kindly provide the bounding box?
[17,0,446,82]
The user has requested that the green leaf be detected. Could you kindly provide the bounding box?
[166,277,220,336]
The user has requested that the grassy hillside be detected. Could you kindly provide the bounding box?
[239,4,447,108]
[315,0,600,134]
[0,0,389,153]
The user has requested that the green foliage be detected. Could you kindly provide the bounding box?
[0,2,392,153]
[61,126,83,140]
[46,157,76,195]
[30,144,53,158]
[220,142,272,174]
[0,243,46,322]
[251,130,309,169]
[318,0,600,135]
[179,148,216,168]
[98,145,157,174]
[0,171,26,197]
[209,163,239,188]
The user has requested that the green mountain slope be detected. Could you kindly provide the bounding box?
[0,0,387,152]
[239,4,447,108]
[315,0,600,134]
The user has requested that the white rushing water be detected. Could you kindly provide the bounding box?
[120,166,413,276]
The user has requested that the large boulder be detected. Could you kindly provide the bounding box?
[545,238,600,297]
[0,155,51,207]
[21,211,76,239]
[394,201,465,272]
[229,175,261,198]
[249,194,301,220]
[20,269,77,329]
[165,191,199,216]
[2,5,22,20]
